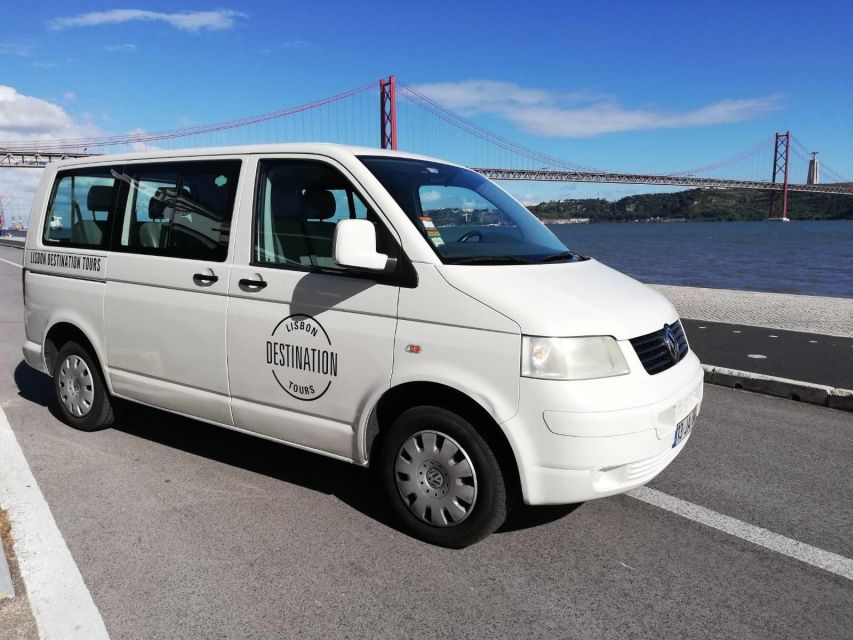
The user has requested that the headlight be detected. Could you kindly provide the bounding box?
[521,336,630,380]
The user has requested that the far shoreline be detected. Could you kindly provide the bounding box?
[537,217,852,224]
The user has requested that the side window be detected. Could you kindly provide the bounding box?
[254,160,395,271]
[43,168,120,248]
[114,160,240,261]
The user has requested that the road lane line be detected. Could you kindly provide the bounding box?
[628,486,853,581]
[0,407,110,639]
[0,256,22,269]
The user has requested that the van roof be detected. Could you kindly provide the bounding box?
[42,143,466,170]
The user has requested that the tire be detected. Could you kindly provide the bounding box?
[53,341,115,432]
[378,405,511,548]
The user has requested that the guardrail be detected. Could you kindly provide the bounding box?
[0,237,25,249]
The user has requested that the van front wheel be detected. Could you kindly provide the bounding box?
[378,406,509,548]
[53,341,115,432]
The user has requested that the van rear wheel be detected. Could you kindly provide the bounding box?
[378,406,510,548]
[53,341,115,432]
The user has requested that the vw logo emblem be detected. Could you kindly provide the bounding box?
[663,324,680,363]
[426,468,444,489]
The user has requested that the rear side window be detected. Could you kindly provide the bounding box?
[43,168,120,249]
[113,160,241,262]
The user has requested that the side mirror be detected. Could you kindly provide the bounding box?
[333,219,389,272]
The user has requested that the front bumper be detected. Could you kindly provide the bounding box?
[501,351,704,505]
[22,340,46,374]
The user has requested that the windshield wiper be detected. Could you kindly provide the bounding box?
[539,251,577,263]
[447,256,532,265]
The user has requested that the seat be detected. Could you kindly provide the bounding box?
[71,184,115,245]
[299,188,337,266]
[139,223,166,248]
[268,184,338,267]
[139,188,171,248]
[71,220,103,245]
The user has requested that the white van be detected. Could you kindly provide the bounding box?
[22,144,702,547]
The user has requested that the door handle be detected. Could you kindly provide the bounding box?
[193,272,219,285]
[238,278,268,290]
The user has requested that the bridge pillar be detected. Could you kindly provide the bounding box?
[807,152,819,185]
[768,131,790,219]
[380,76,397,150]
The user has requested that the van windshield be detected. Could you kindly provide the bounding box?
[358,156,580,265]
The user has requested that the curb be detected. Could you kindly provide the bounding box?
[703,364,853,412]
[0,238,25,249]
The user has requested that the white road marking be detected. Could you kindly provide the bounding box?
[0,407,110,639]
[747,354,767,359]
[628,486,853,581]
[0,538,13,598]
[0,256,22,269]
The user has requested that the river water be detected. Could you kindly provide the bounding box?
[546,220,853,298]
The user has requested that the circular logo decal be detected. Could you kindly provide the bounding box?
[266,314,338,401]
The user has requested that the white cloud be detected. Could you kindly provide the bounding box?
[510,192,543,207]
[49,9,247,33]
[282,39,311,49]
[62,91,76,103]
[0,169,43,225]
[103,43,138,53]
[0,85,104,142]
[415,80,782,138]
[420,189,442,203]
[0,42,33,57]
[124,128,161,152]
[0,87,112,224]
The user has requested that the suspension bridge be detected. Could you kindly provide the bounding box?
[1,75,851,227]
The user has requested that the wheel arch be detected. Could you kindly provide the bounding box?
[43,321,112,393]
[363,381,521,498]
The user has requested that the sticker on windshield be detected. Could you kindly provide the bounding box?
[420,217,445,246]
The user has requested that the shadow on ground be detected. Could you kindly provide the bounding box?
[14,360,582,539]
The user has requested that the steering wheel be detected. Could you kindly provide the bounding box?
[458,230,483,243]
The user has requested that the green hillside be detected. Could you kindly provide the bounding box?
[528,188,853,222]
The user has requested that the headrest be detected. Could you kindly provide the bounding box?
[266,181,295,220]
[148,188,168,220]
[87,185,115,212]
[301,188,336,220]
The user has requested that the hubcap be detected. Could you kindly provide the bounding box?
[394,431,478,527]
[57,355,95,418]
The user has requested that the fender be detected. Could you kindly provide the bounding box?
[42,311,113,395]
[355,371,522,466]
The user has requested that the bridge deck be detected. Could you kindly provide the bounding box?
[473,168,853,195]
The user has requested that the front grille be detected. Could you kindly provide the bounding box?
[629,321,689,375]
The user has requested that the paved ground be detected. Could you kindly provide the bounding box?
[653,284,853,337]
[1,243,852,639]
[683,319,853,388]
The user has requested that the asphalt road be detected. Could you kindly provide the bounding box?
[0,243,851,639]
[683,319,853,388]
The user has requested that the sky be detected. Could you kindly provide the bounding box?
[1,0,852,221]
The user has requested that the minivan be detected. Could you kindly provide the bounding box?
[22,144,702,547]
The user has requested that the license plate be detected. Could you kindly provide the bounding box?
[672,409,697,448]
